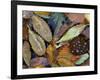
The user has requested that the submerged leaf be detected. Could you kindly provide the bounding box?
[75,53,89,65]
[32,15,52,42]
[29,29,46,56]
[22,41,31,67]
[57,24,88,43]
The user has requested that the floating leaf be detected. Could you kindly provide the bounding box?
[57,24,88,43]
[75,53,89,65]
[22,41,31,67]
[32,15,52,42]
[29,29,46,56]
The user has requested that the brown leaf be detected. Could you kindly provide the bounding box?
[23,41,31,67]
[29,29,46,56]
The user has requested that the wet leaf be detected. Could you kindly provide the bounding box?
[75,53,89,65]
[57,24,88,43]
[22,41,31,67]
[29,29,46,56]
[32,15,52,42]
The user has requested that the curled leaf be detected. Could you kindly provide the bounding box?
[57,24,88,43]
[75,53,89,65]
[22,41,31,67]
[29,29,46,56]
[32,15,52,42]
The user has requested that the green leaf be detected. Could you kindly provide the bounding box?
[57,24,88,43]
[75,53,89,65]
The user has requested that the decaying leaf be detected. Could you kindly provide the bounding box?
[84,14,90,23]
[22,41,31,67]
[23,24,29,40]
[22,11,33,19]
[57,24,88,43]
[69,34,89,55]
[30,57,49,67]
[81,26,90,38]
[32,15,52,42]
[57,45,70,57]
[34,11,50,19]
[57,58,74,67]
[29,29,46,56]
[53,13,66,36]
[65,13,85,24]
[46,41,56,64]
[75,53,89,65]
